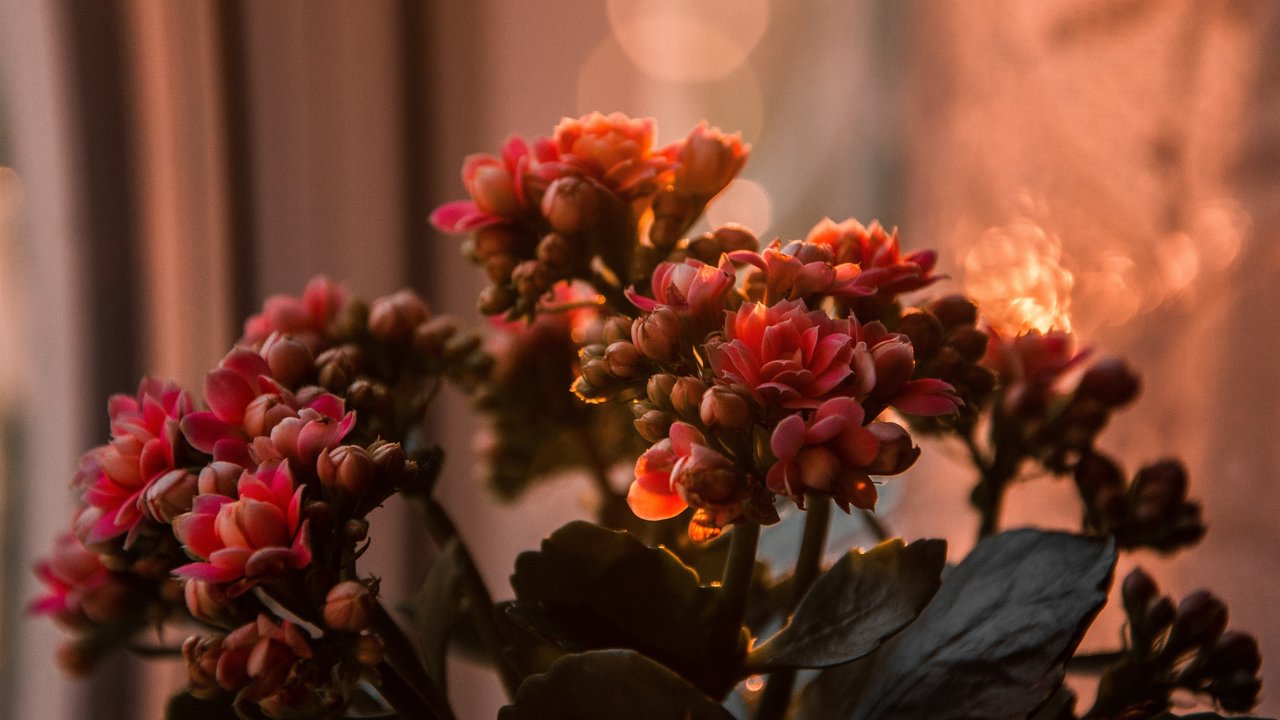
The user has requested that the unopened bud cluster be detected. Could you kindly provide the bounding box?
[1090,569,1261,716]
[1074,453,1206,553]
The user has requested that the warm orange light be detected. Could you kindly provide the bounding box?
[963,217,1074,335]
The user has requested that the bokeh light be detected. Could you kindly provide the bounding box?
[963,217,1075,335]
[705,179,773,239]
[606,0,768,83]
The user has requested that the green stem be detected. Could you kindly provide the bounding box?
[756,496,831,720]
[412,495,522,698]
[715,522,761,657]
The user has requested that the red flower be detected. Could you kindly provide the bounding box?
[184,615,314,702]
[241,276,348,352]
[77,377,194,545]
[430,135,561,233]
[628,422,742,524]
[172,463,311,593]
[30,533,127,626]
[668,121,749,201]
[982,329,1089,415]
[806,218,939,297]
[627,256,736,323]
[767,398,919,511]
[709,299,859,410]
[553,112,673,198]
[729,239,869,303]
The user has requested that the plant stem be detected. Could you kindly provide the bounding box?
[376,660,449,720]
[715,521,761,657]
[756,495,831,720]
[859,508,890,542]
[373,602,452,716]
[411,495,522,698]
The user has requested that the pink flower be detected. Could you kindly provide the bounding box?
[628,422,742,525]
[767,397,919,511]
[430,135,561,233]
[241,276,348,352]
[30,533,127,626]
[184,615,314,701]
[709,299,860,410]
[860,328,965,417]
[172,463,311,593]
[627,256,736,323]
[554,112,673,198]
[77,377,194,544]
[668,121,749,201]
[729,239,869,303]
[181,349,353,468]
[982,329,1089,416]
[806,218,939,297]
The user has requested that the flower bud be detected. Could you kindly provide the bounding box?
[603,341,645,379]
[142,469,198,523]
[676,123,747,200]
[646,373,678,410]
[485,253,519,285]
[368,290,430,343]
[262,333,315,389]
[896,311,944,359]
[414,316,459,358]
[600,314,633,346]
[541,176,600,234]
[1209,631,1262,676]
[471,224,520,262]
[511,260,552,302]
[634,409,673,443]
[353,634,385,667]
[316,345,361,393]
[1077,357,1140,407]
[1121,568,1159,622]
[344,518,370,543]
[317,445,375,500]
[949,327,990,363]
[670,377,708,419]
[1130,460,1188,525]
[182,635,225,698]
[864,422,920,476]
[198,462,244,497]
[323,581,375,632]
[1165,590,1228,656]
[711,224,758,254]
[370,442,407,480]
[673,444,738,506]
[470,164,519,215]
[185,580,238,626]
[699,386,751,430]
[443,330,483,364]
[631,307,682,362]
[870,338,915,397]
[536,232,576,271]
[243,393,295,438]
[580,356,613,389]
[929,295,978,330]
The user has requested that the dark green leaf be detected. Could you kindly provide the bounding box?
[747,538,946,671]
[509,521,738,696]
[405,538,466,687]
[498,650,734,720]
[801,529,1115,720]
[164,692,239,720]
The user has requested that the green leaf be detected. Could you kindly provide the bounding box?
[509,521,738,696]
[801,529,1115,720]
[405,537,466,687]
[746,538,946,671]
[498,650,734,720]
[164,692,239,720]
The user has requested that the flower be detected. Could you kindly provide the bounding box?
[628,422,743,524]
[806,218,939,298]
[172,463,311,593]
[709,299,859,410]
[241,276,348,352]
[430,135,560,234]
[626,256,736,324]
[30,533,128,626]
[183,615,314,704]
[668,121,749,201]
[77,377,194,544]
[729,239,869,303]
[553,112,673,198]
[982,329,1088,416]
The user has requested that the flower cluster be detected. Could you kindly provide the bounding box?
[573,219,960,539]
[432,112,748,318]
[34,278,486,716]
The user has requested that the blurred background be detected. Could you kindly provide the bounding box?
[0,0,1276,717]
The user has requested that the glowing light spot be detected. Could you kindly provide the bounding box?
[744,675,765,693]
[1156,231,1200,294]
[1190,197,1249,271]
[706,179,772,238]
[607,0,768,83]
[576,38,765,148]
[963,218,1074,335]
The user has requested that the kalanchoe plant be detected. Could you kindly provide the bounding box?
[34,112,1264,720]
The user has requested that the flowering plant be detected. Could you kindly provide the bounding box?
[35,112,1263,720]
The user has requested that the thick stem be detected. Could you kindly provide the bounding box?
[715,522,761,657]
[376,660,448,720]
[412,495,522,698]
[757,496,831,720]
